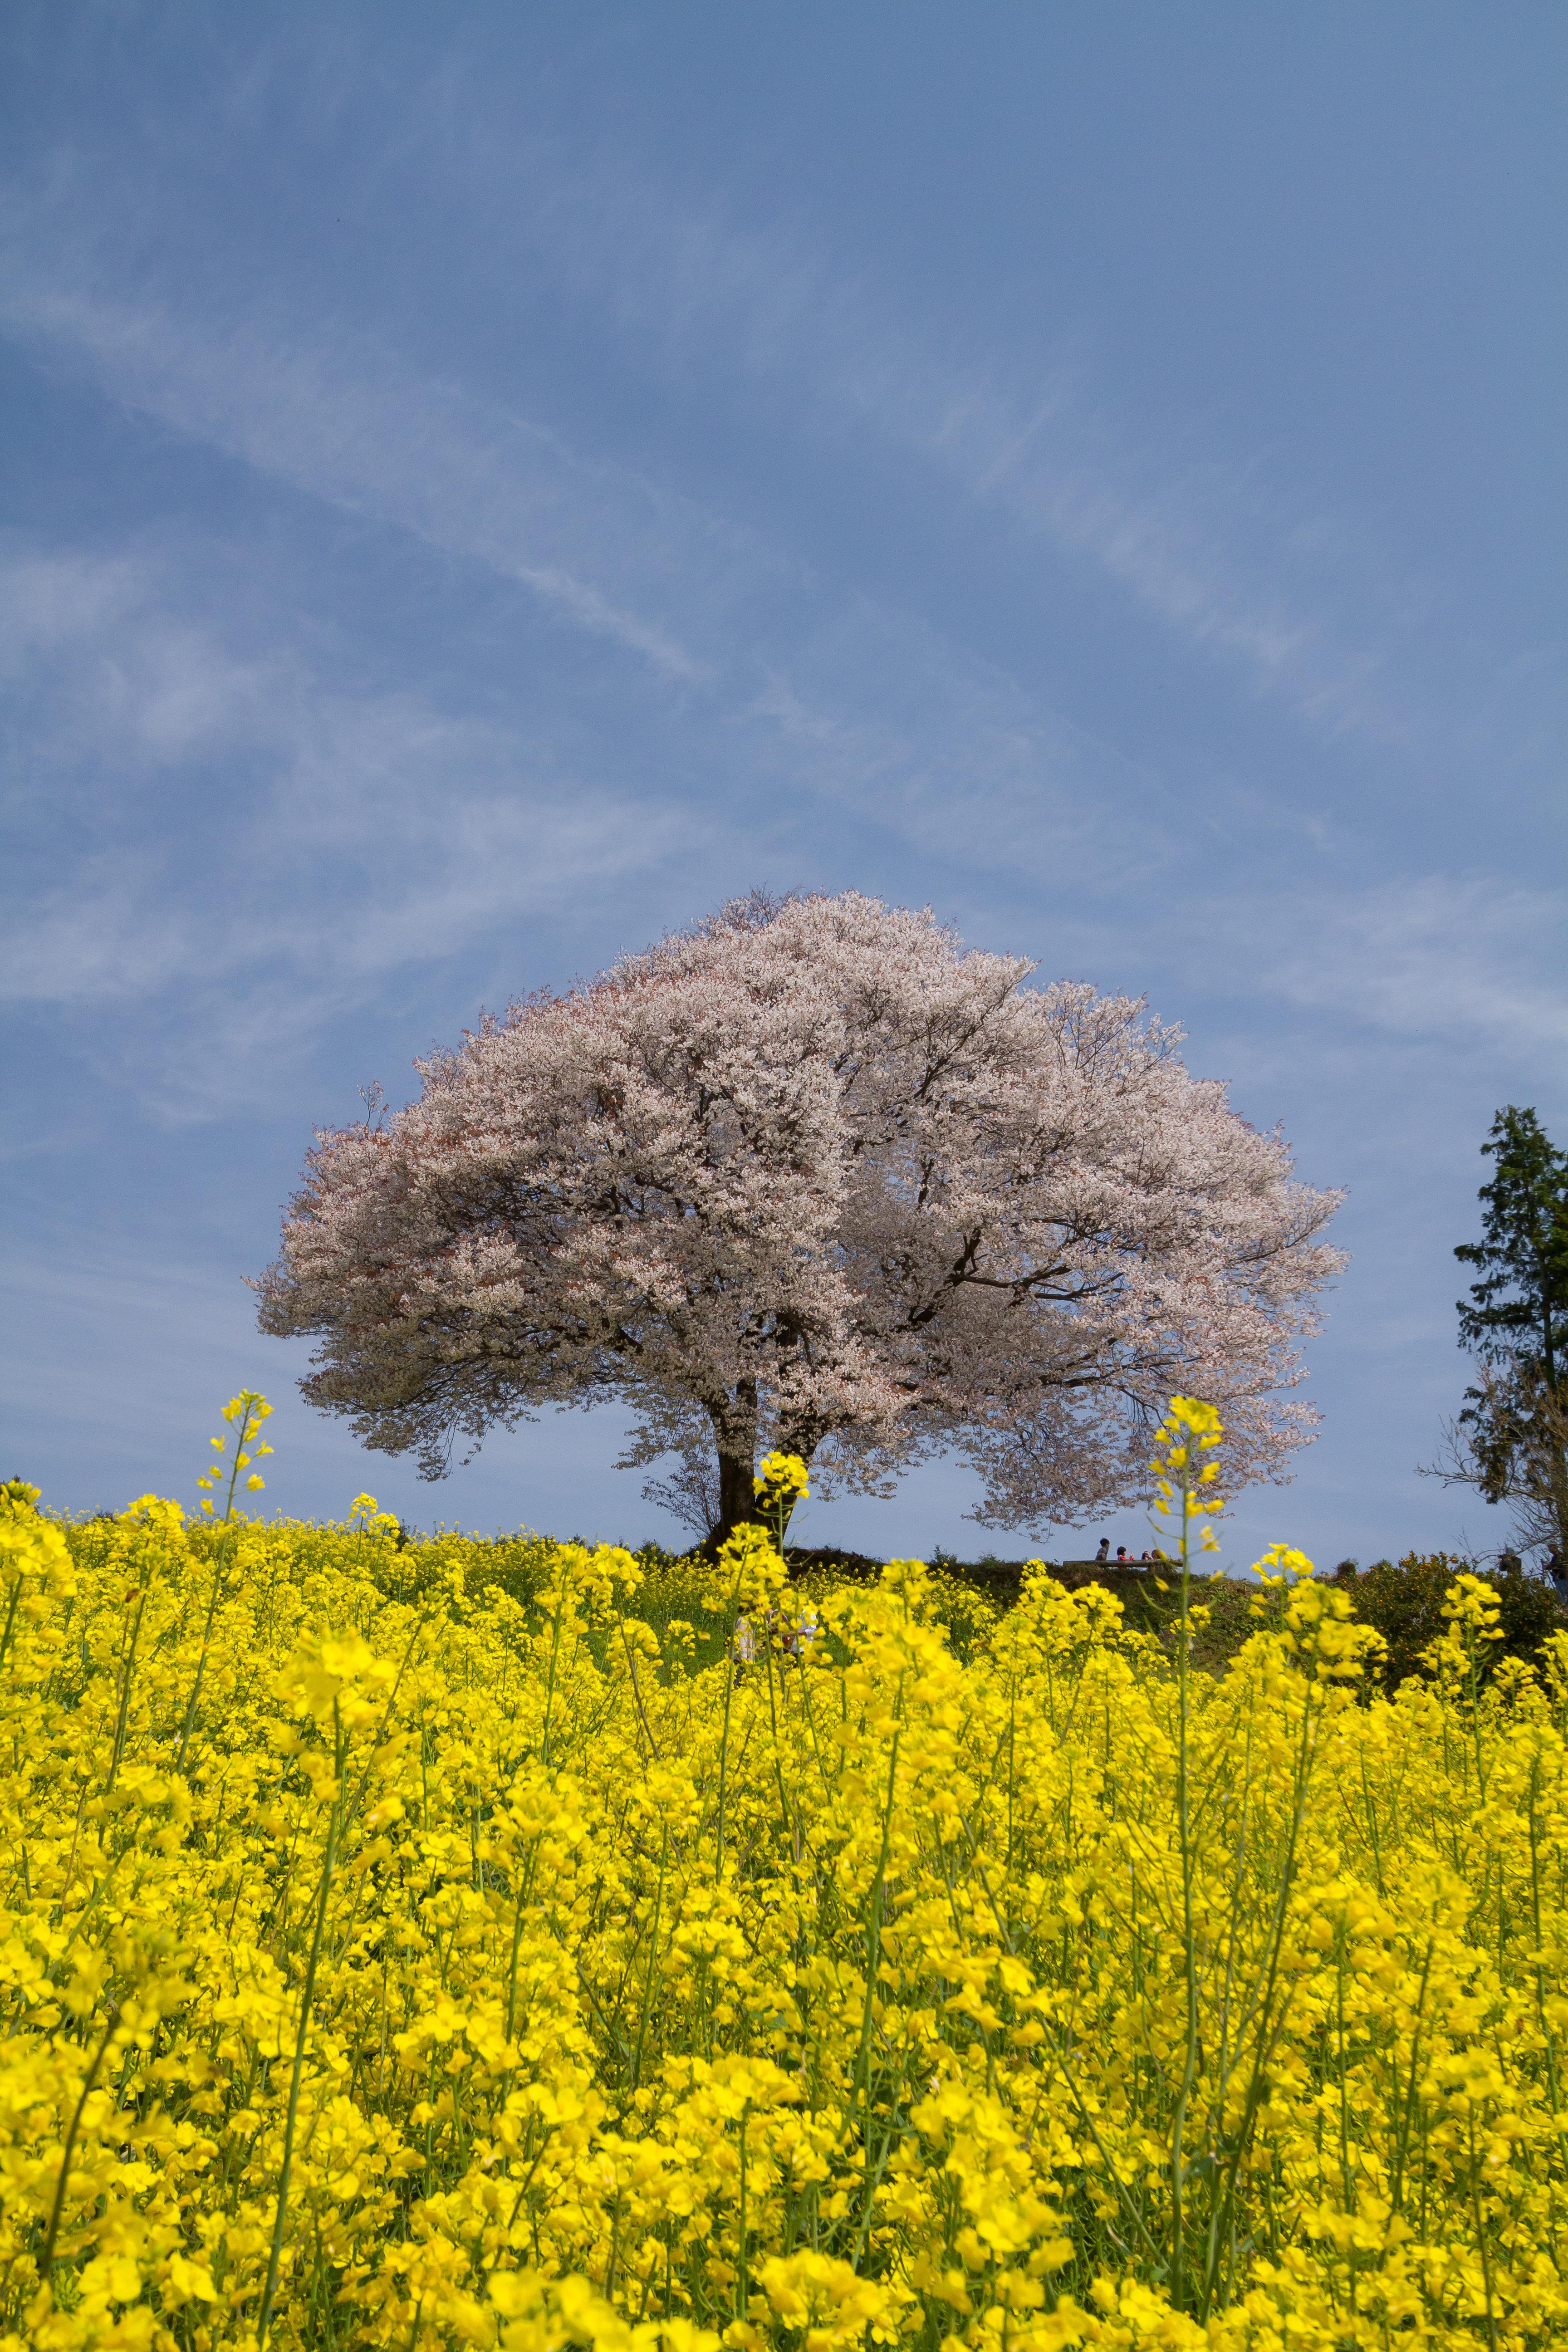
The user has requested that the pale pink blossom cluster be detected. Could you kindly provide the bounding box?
[257,892,1344,1538]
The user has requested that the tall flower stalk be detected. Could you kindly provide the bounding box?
[175,1390,272,1771]
[1146,1395,1225,2309]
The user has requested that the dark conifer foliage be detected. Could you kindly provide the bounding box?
[1451,1108,1568,1556]
[1455,1106,1568,1388]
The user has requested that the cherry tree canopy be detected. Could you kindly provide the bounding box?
[257,893,1344,1539]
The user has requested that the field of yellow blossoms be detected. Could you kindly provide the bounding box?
[4,1396,1568,2352]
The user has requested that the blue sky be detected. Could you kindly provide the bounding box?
[2,3,1564,1568]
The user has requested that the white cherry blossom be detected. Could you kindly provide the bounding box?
[257,893,1344,1539]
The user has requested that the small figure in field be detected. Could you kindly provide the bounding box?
[733,1605,818,1671]
[1116,1546,1131,1563]
[779,1607,818,1659]
[1095,1538,1110,1563]
[1546,1548,1567,1600]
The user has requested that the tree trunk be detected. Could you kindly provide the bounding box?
[707,1382,760,1549]
[712,1446,759,1548]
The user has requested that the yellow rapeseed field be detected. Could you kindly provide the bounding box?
[4,1398,1568,2351]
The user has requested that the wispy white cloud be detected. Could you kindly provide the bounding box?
[1,277,742,684]
[0,543,282,781]
[0,236,1170,883]
[0,176,1197,905]
[1,118,1430,752]
[2,120,1556,1120]
[736,600,1171,890]
[1147,874,1568,1102]
[0,543,702,1044]
[6,534,1558,1138]
[0,541,1154,1068]
[470,152,1422,740]
[1262,876,1568,1060]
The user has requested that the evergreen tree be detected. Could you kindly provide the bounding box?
[1456,1106,1568,1387]
[1452,1107,1568,1556]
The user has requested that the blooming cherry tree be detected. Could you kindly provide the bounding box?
[257,893,1343,1540]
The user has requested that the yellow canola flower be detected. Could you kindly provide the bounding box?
[715,1520,788,1615]
[118,1492,185,1531]
[1,1392,1567,2350]
[278,1629,399,1729]
[752,1450,809,1502]
[0,1486,76,1619]
[755,2248,900,2345]
[195,1392,274,1527]
[1254,1541,1316,1583]
[1149,1396,1226,1562]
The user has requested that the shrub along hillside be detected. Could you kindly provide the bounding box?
[1338,1554,1563,1693]
[811,1549,1565,1689]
